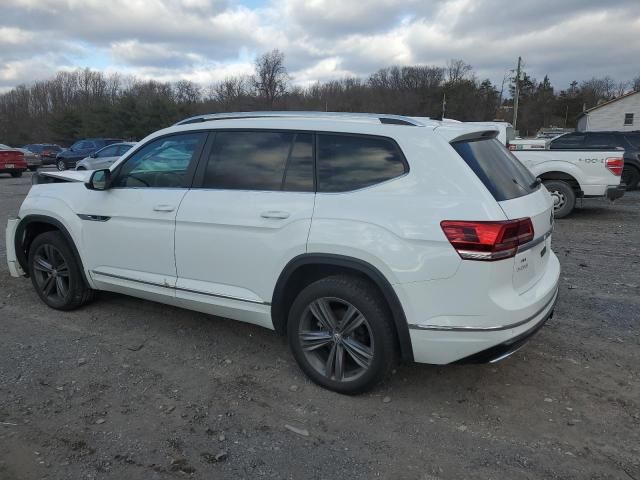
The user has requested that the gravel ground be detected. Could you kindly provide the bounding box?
[1,172,639,480]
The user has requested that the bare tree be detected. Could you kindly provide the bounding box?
[212,76,247,108]
[446,59,472,84]
[632,75,640,92]
[252,49,289,107]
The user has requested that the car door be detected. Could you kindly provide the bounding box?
[79,132,207,298]
[174,130,315,328]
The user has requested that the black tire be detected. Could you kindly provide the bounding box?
[57,160,66,171]
[28,231,94,310]
[76,166,86,171]
[10,171,23,178]
[287,275,397,394]
[622,165,640,191]
[544,180,576,219]
[28,166,38,172]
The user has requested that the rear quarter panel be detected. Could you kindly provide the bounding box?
[308,130,507,285]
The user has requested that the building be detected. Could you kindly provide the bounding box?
[576,90,640,132]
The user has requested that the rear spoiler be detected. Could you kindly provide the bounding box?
[449,130,499,144]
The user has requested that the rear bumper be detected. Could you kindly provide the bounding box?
[606,184,625,201]
[453,291,556,363]
[0,167,27,173]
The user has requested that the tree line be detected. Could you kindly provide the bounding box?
[1,49,639,146]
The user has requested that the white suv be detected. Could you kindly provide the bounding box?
[6,112,560,393]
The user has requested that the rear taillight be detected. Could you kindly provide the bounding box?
[507,144,516,151]
[440,218,534,261]
[605,157,624,176]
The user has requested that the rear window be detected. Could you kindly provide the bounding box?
[452,138,538,201]
[317,134,407,192]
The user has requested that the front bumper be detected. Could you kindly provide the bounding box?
[606,184,625,201]
[5,218,25,277]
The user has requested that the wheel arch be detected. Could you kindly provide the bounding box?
[271,253,414,362]
[538,171,583,196]
[15,214,89,285]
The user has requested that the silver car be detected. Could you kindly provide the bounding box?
[75,142,136,170]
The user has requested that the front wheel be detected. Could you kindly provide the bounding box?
[57,160,66,171]
[10,171,23,178]
[287,275,397,394]
[544,180,576,219]
[28,231,94,310]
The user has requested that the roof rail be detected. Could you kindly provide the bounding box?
[174,111,425,127]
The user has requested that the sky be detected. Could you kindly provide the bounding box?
[1,0,639,93]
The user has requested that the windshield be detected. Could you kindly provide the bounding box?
[452,137,538,201]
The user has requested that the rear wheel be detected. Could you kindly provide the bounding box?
[544,180,576,219]
[28,231,94,310]
[622,165,640,191]
[57,160,66,171]
[287,275,397,394]
[10,171,22,178]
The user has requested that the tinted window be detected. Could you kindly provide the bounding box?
[584,134,618,149]
[452,138,538,202]
[317,134,407,192]
[113,133,205,188]
[203,131,313,191]
[550,133,585,149]
[624,133,640,148]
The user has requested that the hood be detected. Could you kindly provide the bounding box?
[38,170,92,183]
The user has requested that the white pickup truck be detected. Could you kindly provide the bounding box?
[467,122,626,218]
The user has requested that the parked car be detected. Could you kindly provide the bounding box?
[55,138,123,171]
[0,143,28,177]
[547,131,640,190]
[15,148,42,171]
[76,142,136,170]
[6,112,560,394]
[476,128,625,218]
[23,144,63,166]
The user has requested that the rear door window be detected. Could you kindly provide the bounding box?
[202,131,313,192]
[316,134,407,192]
[452,138,538,201]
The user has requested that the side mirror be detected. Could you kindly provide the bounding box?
[86,169,111,191]
[90,152,98,158]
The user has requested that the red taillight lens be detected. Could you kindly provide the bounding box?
[605,157,624,176]
[508,144,516,151]
[440,218,534,261]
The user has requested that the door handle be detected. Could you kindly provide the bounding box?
[260,210,290,219]
[153,204,175,212]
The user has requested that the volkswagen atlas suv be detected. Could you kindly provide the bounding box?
[6,112,560,394]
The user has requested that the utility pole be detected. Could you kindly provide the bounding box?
[513,56,522,130]
[441,92,446,119]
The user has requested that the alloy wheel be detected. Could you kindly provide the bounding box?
[550,190,566,211]
[298,297,374,382]
[57,160,65,171]
[32,244,70,302]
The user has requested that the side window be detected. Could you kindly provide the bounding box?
[317,134,407,192]
[202,131,313,191]
[97,146,118,157]
[118,145,133,156]
[584,134,615,149]
[113,133,205,188]
[550,133,585,149]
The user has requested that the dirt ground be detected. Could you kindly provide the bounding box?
[0,171,638,480]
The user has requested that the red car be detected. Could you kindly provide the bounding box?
[0,144,28,177]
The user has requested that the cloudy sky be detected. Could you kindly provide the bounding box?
[1,0,639,93]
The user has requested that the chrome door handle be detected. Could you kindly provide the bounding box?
[153,204,175,212]
[260,210,290,219]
